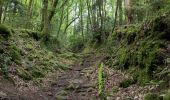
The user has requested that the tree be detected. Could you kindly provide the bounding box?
[42,0,49,36]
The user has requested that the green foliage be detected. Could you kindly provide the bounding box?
[0,53,11,78]
[119,78,136,88]
[163,91,170,100]
[104,12,170,87]
[41,35,60,52]
[27,30,41,41]
[98,63,105,99]
[144,93,160,100]
[8,45,21,63]
[68,35,84,52]
[117,47,129,69]
[112,86,119,93]
[136,69,150,86]
[17,68,33,80]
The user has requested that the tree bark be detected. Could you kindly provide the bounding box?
[42,0,49,35]
[48,0,59,22]
[111,0,119,33]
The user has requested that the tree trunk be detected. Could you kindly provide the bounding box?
[118,0,123,25]
[42,0,49,35]
[0,5,3,24]
[80,0,84,42]
[48,0,59,23]
[112,0,119,33]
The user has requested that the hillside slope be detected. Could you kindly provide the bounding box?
[102,11,170,99]
[0,28,78,99]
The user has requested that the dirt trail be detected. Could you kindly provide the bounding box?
[40,54,102,100]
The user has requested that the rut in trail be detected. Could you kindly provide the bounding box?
[41,54,103,100]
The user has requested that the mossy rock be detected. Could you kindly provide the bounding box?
[144,93,159,100]
[25,43,34,51]
[0,24,11,39]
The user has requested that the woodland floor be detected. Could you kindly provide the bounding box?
[0,52,159,100]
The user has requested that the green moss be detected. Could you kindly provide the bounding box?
[0,24,11,39]
[144,93,159,100]
[26,43,33,50]
[8,45,21,63]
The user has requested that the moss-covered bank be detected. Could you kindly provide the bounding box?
[104,12,170,87]
[0,28,77,85]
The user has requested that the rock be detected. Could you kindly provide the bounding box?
[55,95,67,100]
[47,92,53,96]
[70,79,83,84]
[65,84,79,90]
[57,90,68,96]
[116,97,121,100]
[166,58,170,64]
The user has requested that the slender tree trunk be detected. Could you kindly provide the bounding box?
[42,0,49,35]
[0,5,3,24]
[2,5,7,24]
[86,0,92,31]
[48,0,59,23]
[28,0,33,18]
[63,16,79,34]
[80,0,84,42]
[112,0,119,33]
[118,0,123,25]
[57,8,64,37]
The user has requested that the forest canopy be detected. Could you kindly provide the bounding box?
[0,0,169,49]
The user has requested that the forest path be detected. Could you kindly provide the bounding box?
[40,53,103,100]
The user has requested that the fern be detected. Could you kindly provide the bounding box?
[98,62,106,99]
